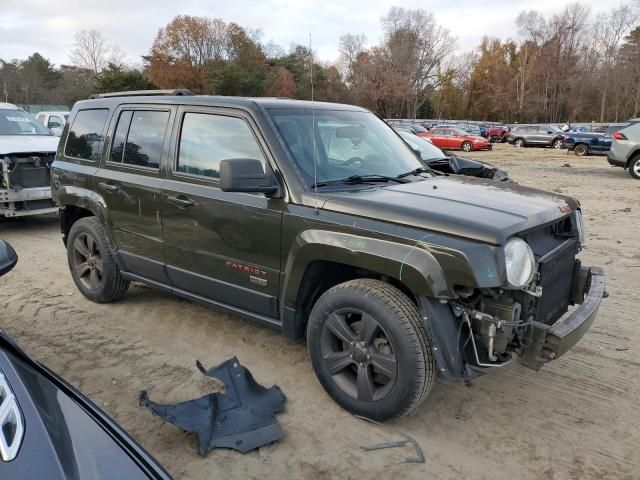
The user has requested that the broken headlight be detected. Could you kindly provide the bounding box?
[504,238,535,288]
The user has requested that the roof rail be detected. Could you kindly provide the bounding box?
[89,89,195,99]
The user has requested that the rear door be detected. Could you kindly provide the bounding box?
[161,106,285,319]
[428,128,447,149]
[96,105,175,282]
[443,128,460,149]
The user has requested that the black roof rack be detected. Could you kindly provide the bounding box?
[89,89,194,99]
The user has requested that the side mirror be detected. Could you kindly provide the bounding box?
[547,131,553,134]
[0,241,18,278]
[220,159,279,196]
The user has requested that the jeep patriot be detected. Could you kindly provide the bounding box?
[51,90,605,421]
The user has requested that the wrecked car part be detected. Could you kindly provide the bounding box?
[462,312,512,368]
[361,435,425,464]
[140,357,286,455]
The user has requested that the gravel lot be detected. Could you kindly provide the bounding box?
[1,144,639,480]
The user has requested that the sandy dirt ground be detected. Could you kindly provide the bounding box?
[1,144,639,479]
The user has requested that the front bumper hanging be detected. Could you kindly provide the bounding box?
[543,267,605,359]
[521,266,605,369]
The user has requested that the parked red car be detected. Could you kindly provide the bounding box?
[486,125,509,142]
[425,126,492,152]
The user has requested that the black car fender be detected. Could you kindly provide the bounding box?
[281,230,450,306]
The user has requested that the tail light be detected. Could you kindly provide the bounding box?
[613,132,627,140]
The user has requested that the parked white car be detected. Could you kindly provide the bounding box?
[35,111,70,136]
[1,103,60,217]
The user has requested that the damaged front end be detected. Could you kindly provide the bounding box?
[0,152,58,217]
[420,212,605,378]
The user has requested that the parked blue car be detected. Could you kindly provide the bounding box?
[564,125,626,156]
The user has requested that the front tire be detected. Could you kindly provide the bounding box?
[514,138,525,147]
[574,144,588,156]
[461,141,472,152]
[629,155,640,179]
[552,138,563,149]
[67,217,130,303]
[307,279,436,421]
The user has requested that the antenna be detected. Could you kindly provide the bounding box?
[310,33,319,215]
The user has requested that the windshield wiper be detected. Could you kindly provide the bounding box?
[396,167,440,178]
[311,174,404,188]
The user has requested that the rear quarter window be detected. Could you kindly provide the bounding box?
[65,109,109,161]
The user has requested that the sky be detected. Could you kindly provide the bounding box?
[0,0,619,67]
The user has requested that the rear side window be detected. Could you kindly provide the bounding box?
[65,109,109,160]
[109,110,169,169]
[177,113,265,179]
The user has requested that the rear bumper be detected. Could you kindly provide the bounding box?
[606,153,626,168]
[522,266,605,368]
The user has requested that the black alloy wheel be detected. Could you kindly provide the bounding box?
[72,232,104,291]
[320,308,397,402]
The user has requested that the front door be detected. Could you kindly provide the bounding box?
[161,107,284,319]
[97,106,174,282]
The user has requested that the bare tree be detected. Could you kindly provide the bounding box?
[595,5,637,121]
[338,33,367,84]
[69,30,110,75]
[381,7,455,117]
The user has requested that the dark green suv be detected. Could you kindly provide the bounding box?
[51,90,605,421]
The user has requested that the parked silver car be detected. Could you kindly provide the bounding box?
[607,124,640,179]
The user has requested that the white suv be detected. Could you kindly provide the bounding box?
[0,103,60,217]
[35,111,70,136]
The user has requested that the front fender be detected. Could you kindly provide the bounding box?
[281,230,450,308]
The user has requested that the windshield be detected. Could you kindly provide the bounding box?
[268,109,424,187]
[0,109,52,136]
[545,125,563,133]
[398,131,446,161]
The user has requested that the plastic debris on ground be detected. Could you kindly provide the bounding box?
[140,357,286,455]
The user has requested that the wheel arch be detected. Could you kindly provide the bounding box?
[58,187,114,248]
[280,230,450,340]
[625,148,640,168]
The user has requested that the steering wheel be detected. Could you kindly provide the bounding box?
[343,156,364,167]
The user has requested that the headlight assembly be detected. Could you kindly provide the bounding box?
[504,238,536,288]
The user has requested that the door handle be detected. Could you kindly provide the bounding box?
[167,195,194,208]
[98,182,119,192]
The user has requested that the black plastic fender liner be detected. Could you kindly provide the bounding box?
[140,357,286,455]
[417,297,474,380]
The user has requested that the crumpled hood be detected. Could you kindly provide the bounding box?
[0,135,59,155]
[316,176,578,244]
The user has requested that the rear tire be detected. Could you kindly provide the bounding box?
[67,217,130,303]
[461,141,472,152]
[514,138,525,147]
[574,144,588,156]
[629,155,640,179]
[307,279,436,421]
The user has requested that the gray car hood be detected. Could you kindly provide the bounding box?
[312,176,578,244]
[0,135,60,155]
